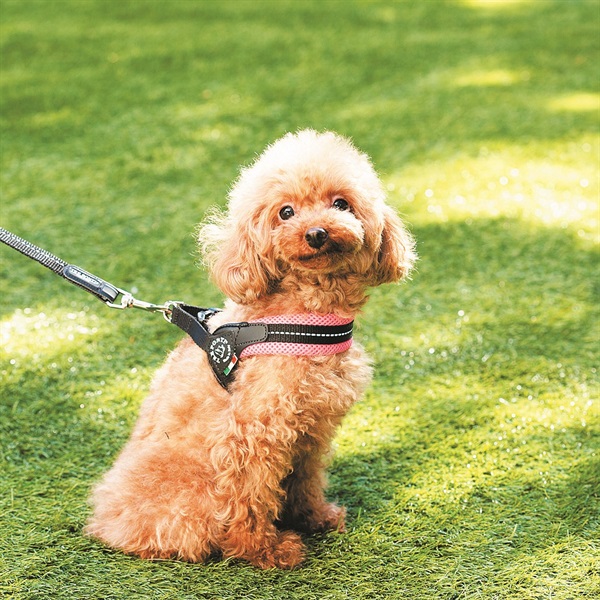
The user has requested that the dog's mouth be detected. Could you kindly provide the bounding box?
[281,223,365,271]
[296,242,344,263]
[297,250,334,262]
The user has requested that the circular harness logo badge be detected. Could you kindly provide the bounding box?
[209,336,233,366]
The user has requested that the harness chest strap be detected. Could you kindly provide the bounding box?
[170,304,354,390]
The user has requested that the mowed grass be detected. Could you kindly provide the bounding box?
[0,0,598,598]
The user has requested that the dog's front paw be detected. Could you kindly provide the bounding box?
[307,502,347,533]
[280,502,347,533]
[252,531,305,570]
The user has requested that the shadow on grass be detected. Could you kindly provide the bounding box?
[327,442,598,597]
[324,216,597,588]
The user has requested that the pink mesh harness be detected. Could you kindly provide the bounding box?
[239,313,354,358]
[169,304,354,389]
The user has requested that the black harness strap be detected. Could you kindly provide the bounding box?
[263,322,354,344]
[170,304,268,389]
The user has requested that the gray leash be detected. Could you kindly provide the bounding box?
[0,226,176,315]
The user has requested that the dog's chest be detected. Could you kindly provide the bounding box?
[240,345,370,425]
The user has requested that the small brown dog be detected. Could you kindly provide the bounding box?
[86,130,415,569]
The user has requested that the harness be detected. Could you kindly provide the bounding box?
[172,306,353,388]
[0,227,353,390]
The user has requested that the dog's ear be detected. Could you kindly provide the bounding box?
[370,205,416,286]
[199,214,272,304]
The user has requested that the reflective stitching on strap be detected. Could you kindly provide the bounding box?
[269,328,353,337]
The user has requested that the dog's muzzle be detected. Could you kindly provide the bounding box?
[305,227,329,249]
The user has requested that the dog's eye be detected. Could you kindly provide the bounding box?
[333,198,350,211]
[279,206,295,220]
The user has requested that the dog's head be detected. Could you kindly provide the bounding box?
[200,130,415,305]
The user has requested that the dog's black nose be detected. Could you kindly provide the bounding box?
[305,227,329,249]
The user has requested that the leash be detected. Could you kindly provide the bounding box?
[1,227,353,390]
[0,227,229,386]
[0,227,176,315]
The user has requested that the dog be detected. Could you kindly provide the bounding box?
[86,130,415,569]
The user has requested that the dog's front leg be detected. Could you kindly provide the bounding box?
[280,448,346,534]
[210,422,305,569]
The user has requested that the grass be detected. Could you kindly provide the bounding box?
[0,0,598,598]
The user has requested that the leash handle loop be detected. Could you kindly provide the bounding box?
[62,264,120,304]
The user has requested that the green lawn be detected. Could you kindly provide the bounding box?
[0,0,598,598]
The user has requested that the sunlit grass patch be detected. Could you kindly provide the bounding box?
[460,0,534,9]
[548,92,600,114]
[1,307,101,358]
[454,68,530,88]
[390,139,598,239]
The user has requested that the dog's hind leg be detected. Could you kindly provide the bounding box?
[209,428,306,569]
[220,515,305,570]
[86,444,217,563]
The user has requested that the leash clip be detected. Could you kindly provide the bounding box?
[106,289,182,323]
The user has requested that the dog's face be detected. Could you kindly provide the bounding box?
[201,130,415,305]
[272,192,365,273]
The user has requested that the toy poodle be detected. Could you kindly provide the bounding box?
[86,129,415,569]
